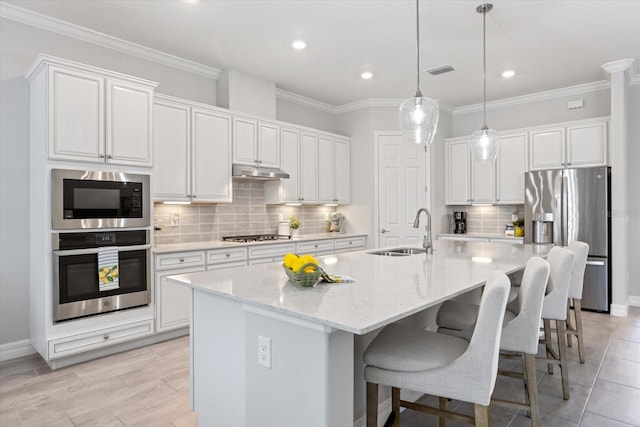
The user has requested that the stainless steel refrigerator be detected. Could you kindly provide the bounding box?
[524,167,611,312]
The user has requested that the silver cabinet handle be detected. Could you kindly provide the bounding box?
[103,334,110,340]
[225,253,231,257]
[586,260,605,266]
[99,154,105,158]
[107,154,113,159]
[380,229,389,234]
[179,257,185,262]
[314,244,318,248]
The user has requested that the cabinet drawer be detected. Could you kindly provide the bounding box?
[207,247,247,265]
[491,238,524,245]
[296,240,334,254]
[155,251,205,270]
[206,260,247,271]
[438,236,490,242]
[48,319,154,359]
[248,243,295,260]
[334,237,366,251]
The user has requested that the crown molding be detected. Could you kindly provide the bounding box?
[453,80,611,115]
[0,1,221,79]
[630,74,640,87]
[275,89,336,114]
[601,58,635,75]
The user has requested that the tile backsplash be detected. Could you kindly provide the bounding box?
[446,205,524,235]
[154,180,336,245]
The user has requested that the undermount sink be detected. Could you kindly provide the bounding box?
[368,247,427,256]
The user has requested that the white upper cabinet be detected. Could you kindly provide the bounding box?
[566,120,607,167]
[470,154,494,204]
[495,133,527,204]
[266,127,300,204]
[446,139,471,205]
[318,136,350,204]
[529,127,565,170]
[26,56,156,167]
[299,132,319,204]
[529,118,608,170]
[233,117,280,167]
[153,95,232,203]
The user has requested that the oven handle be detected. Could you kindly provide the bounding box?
[53,244,151,256]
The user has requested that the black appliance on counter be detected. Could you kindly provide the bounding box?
[453,211,467,234]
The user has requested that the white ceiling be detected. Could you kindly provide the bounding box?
[3,0,640,107]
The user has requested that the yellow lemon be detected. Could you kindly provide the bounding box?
[303,265,316,273]
[291,259,305,273]
[299,254,319,265]
[283,253,298,269]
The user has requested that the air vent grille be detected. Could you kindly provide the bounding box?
[426,65,455,76]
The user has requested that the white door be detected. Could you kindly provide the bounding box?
[529,127,565,170]
[232,117,257,165]
[300,132,318,204]
[445,139,471,205]
[334,139,350,203]
[377,133,429,248]
[280,127,300,203]
[496,132,527,204]
[258,122,280,167]
[566,121,607,167]
[318,136,335,203]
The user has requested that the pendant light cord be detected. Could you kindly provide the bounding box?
[415,0,422,98]
[482,5,487,127]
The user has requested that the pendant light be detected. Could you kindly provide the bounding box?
[470,3,500,162]
[399,0,439,146]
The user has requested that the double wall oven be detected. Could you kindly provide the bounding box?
[52,169,151,322]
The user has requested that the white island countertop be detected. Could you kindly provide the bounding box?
[168,240,548,335]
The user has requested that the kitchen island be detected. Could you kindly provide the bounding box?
[168,240,549,427]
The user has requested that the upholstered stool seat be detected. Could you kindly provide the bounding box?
[364,272,510,427]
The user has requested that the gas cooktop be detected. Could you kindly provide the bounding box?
[221,234,290,243]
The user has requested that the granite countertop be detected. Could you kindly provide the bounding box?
[167,240,549,335]
[438,233,524,241]
[153,233,367,253]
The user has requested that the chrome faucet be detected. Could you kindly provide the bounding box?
[413,208,433,254]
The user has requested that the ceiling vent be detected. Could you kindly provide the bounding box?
[426,65,455,76]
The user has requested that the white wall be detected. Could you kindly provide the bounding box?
[451,89,611,137]
[276,98,337,133]
[627,83,640,300]
[0,18,217,347]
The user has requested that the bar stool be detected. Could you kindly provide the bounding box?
[363,272,510,427]
[436,257,551,426]
[565,241,589,364]
[539,246,575,400]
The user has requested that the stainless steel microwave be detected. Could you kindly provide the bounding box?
[52,169,150,230]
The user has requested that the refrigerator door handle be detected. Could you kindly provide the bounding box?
[586,260,605,266]
[561,173,568,246]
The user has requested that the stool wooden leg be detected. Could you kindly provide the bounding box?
[566,300,573,347]
[521,354,531,417]
[366,382,378,427]
[524,353,541,427]
[439,397,447,427]
[474,404,491,427]
[575,299,585,364]
[543,319,554,374]
[392,387,400,427]
[557,320,570,400]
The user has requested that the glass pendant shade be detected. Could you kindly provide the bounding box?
[471,126,500,162]
[399,95,439,145]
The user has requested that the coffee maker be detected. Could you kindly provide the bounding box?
[453,211,467,234]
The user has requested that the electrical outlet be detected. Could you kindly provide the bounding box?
[278,213,284,222]
[258,336,271,369]
[170,213,180,226]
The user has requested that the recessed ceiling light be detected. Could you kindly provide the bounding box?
[361,71,373,80]
[502,70,516,78]
[292,40,306,50]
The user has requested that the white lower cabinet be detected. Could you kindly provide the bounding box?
[334,236,366,253]
[48,319,154,359]
[296,239,334,256]
[248,243,296,264]
[155,266,204,332]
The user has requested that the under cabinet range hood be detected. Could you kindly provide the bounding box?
[232,164,289,180]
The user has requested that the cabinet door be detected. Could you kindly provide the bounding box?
[470,156,494,203]
[496,133,527,204]
[233,117,257,165]
[300,132,319,203]
[318,136,335,203]
[280,127,301,202]
[156,266,204,332]
[106,79,154,166]
[529,128,565,170]
[153,100,190,201]
[334,139,350,203]
[258,122,280,167]
[192,108,232,202]
[445,140,470,204]
[566,121,607,167]
[48,65,105,162]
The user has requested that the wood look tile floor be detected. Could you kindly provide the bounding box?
[1,307,638,426]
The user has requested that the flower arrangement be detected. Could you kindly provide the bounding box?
[289,216,300,230]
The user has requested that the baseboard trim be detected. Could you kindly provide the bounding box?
[610,303,629,317]
[628,295,640,307]
[0,339,36,362]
